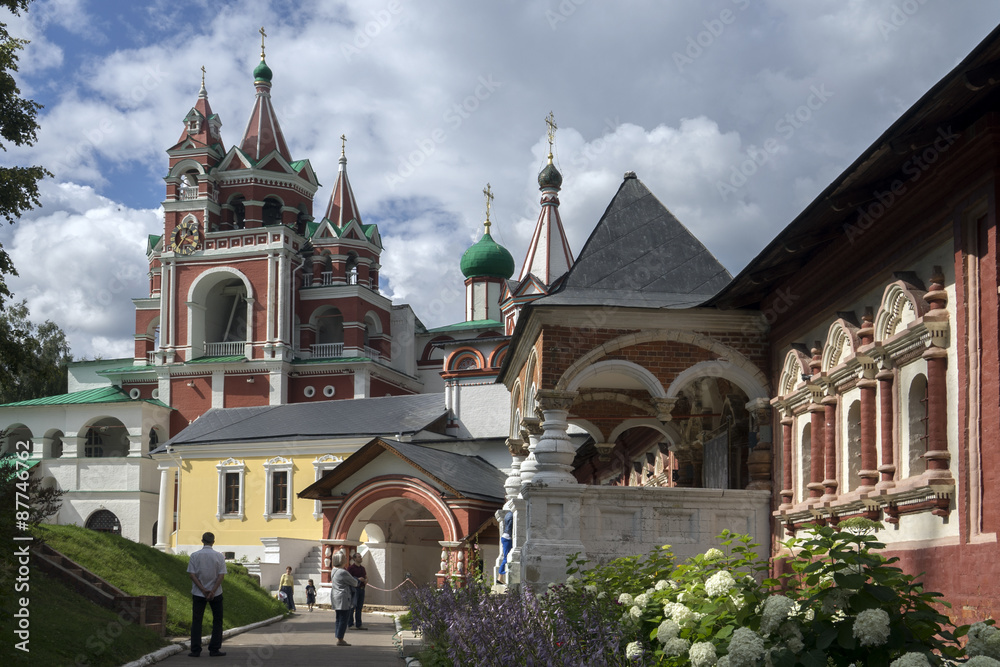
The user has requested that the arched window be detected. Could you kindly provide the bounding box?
[799,423,811,502]
[231,195,246,229]
[85,428,104,458]
[346,253,358,285]
[262,197,282,226]
[908,374,929,476]
[148,428,160,454]
[845,401,862,491]
[86,509,122,535]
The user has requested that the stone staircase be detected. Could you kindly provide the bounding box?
[272,545,324,605]
[33,543,167,635]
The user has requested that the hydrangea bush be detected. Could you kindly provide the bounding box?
[402,519,995,666]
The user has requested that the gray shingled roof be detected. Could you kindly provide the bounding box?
[380,440,506,502]
[155,393,448,450]
[539,174,731,308]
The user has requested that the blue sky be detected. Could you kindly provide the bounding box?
[3,0,1000,359]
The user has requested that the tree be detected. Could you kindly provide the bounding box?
[0,0,49,310]
[0,300,71,403]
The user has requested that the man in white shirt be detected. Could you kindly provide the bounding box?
[187,532,227,657]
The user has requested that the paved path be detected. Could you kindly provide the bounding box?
[161,610,403,666]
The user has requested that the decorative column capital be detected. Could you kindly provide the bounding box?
[593,442,617,461]
[651,397,679,422]
[506,437,528,457]
[519,417,543,441]
[535,389,578,412]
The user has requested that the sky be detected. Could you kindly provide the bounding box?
[1,0,999,360]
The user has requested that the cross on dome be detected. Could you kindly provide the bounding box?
[483,183,494,233]
[259,26,267,59]
[340,134,347,157]
[545,111,557,163]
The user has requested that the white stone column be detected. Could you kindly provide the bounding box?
[155,466,172,551]
[518,419,542,486]
[504,438,526,500]
[127,430,143,457]
[211,370,225,409]
[529,390,579,485]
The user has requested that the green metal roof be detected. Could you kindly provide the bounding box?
[186,355,246,364]
[426,319,504,334]
[148,234,162,252]
[67,357,132,368]
[97,364,155,375]
[289,160,307,172]
[0,386,170,409]
[293,356,379,365]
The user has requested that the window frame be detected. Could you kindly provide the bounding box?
[262,456,294,521]
[216,458,246,521]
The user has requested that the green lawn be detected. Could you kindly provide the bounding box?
[35,524,287,637]
[4,568,167,667]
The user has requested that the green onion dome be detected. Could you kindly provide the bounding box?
[538,161,563,189]
[460,227,515,279]
[253,58,273,83]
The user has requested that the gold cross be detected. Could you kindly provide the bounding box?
[259,26,267,58]
[200,65,206,87]
[483,183,494,231]
[340,134,347,157]
[545,111,557,153]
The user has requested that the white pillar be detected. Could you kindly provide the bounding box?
[530,390,579,485]
[211,370,225,409]
[155,466,172,551]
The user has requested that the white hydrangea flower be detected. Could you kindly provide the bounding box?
[968,622,1000,658]
[689,641,718,667]
[726,627,765,667]
[655,579,671,591]
[853,608,891,647]
[634,593,650,608]
[629,605,643,620]
[597,591,607,600]
[705,547,725,561]
[966,658,1000,667]
[663,637,690,657]
[625,641,643,661]
[566,574,578,585]
[585,584,598,594]
[656,619,680,644]
[785,635,804,654]
[889,653,932,667]
[618,592,634,606]
[705,570,737,597]
[664,601,695,625]
[760,595,795,636]
[717,658,730,667]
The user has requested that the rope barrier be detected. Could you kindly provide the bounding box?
[364,577,418,593]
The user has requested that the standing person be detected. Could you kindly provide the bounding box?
[330,550,358,646]
[347,552,368,630]
[187,532,227,658]
[305,579,317,612]
[279,566,296,611]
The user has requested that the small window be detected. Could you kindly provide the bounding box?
[225,472,241,514]
[271,471,288,514]
[85,429,104,458]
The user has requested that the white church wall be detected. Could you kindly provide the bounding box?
[450,382,511,439]
[66,359,132,392]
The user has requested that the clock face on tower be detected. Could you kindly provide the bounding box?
[172,219,202,255]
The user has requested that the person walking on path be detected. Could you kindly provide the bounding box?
[305,579,317,612]
[347,552,369,630]
[330,550,358,646]
[187,532,227,658]
[279,566,296,611]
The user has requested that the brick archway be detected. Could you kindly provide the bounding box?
[328,475,459,542]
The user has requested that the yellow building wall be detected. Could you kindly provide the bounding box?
[175,454,343,547]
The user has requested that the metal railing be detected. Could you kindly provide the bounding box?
[310,343,344,358]
[205,341,245,356]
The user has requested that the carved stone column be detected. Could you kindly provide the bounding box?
[808,401,825,499]
[518,418,543,486]
[922,266,951,480]
[651,397,678,422]
[504,438,527,500]
[779,413,794,508]
[876,365,896,490]
[745,398,773,491]
[530,390,579,485]
[858,376,879,488]
[822,395,839,500]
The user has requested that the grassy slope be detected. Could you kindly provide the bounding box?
[4,568,166,667]
[36,525,287,637]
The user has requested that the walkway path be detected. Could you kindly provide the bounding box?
[159,610,402,666]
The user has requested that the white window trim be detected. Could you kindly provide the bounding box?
[216,458,246,521]
[312,455,344,520]
[263,456,294,521]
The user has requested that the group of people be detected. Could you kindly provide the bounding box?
[186,532,370,655]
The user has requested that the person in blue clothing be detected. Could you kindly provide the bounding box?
[305,579,317,612]
[498,510,513,583]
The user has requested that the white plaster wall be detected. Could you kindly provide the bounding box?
[451,382,511,438]
[66,358,133,392]
[57,496,145,543]
[389,305,418,377]
[419,438,511,471]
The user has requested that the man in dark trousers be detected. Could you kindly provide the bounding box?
[347,552,368,630]
[187,532,227,657]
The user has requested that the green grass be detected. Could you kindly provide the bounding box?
[3,568,167,667]
[36,524,287,637]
